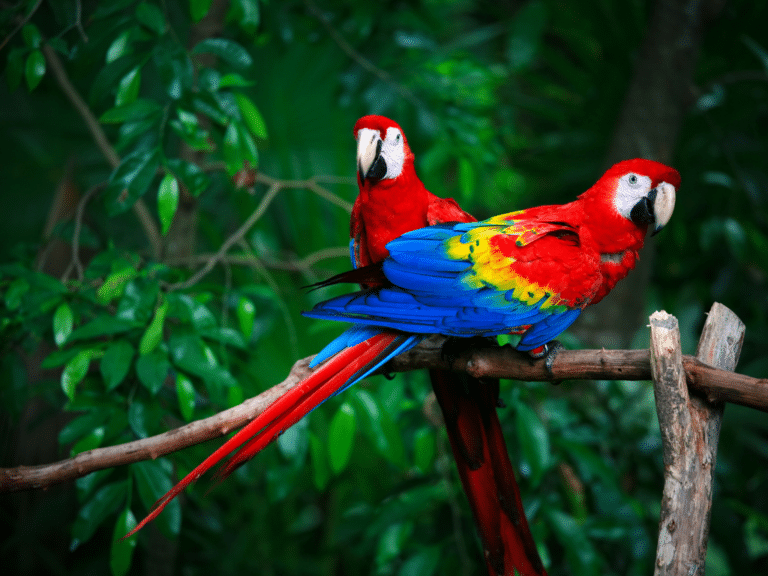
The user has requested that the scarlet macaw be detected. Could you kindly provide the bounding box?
[349,114,546,576]
[126,125,679,576]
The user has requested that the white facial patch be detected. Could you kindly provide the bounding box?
[614,172,653,219]
[356,126,406,181]
[381,126,406,179]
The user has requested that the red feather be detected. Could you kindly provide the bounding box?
[124,332,402,540]
[351,115,547,576]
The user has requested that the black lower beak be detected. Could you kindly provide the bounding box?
[630,187,657,228]
[359,139,387,183]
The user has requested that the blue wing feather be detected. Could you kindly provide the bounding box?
[307,216,591,352]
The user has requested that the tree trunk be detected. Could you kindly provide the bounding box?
[574,0,726,348]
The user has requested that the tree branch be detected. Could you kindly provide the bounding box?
[1,332,764,493]
[165,173,353,291]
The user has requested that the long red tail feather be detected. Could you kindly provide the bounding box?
[430,369,547,576]
[124,333,399,539]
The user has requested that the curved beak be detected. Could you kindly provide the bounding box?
[356,128,387,183]
[630,181,676,236]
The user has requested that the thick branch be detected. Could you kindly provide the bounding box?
[1,338,764,493]
[652,303,744,576]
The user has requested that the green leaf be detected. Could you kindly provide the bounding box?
[168,333,236,398]
[60,410,111,445]
[25,49,46,91]
[234,92,268,139]
[135,2,166,35]
[328,402,356,474]
[100,99,162,123]
[190,0,214,22]
[166,293,216,330]
[71,481,126,550]
[135,349,170,394]
[743,35,768,73]
[101,340,135,391]
[111,508,137,576]
[22,23,42,48]
[222,122,243,175]
[105,148,160,215]
[128,399,148,438]
[219,73,255,88]
[169,110,213,151]
[71,426,106,456]
[153,44,193,100]
[192,38,253,69]
[133,460,181,536]
[175,372,195,421]
[98,266,138,304]
[62,349,94,400]
[199,326,246,349]
[53,302,74,346]
[139,297,168,355]
[115,66,141,107]
[399,546,441,576]
[106,29,132,64]
[69,316,139,341]
[516,402,550,485]
[228,0,260,34]
[167,158,210,196]
[4,277,30,310]
[90,54,147,105]
[236,296,255,340]
[237,123,258,167]
[157,174,179,235]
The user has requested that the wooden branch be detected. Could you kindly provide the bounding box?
[1,326,764,493]
[652,303,744,576]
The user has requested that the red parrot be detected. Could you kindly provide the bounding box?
[350,114,545,576]
[126,125,679,576]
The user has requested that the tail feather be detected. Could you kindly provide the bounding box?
[430,369,547,576]
[124,331,418,540]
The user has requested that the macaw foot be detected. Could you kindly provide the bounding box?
[527,340,563,381]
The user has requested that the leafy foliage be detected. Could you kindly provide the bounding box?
[1,0,767,575]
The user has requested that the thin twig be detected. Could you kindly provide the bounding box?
[304,0,423,109]
[70,184,102,281]
[168,183,282,290]
[163,247,350,274]
[0,0,44,53]
[42,43,163,259]
[255,172,353,213]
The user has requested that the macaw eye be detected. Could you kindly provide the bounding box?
[628,174,638,185]
[395,133,401,142]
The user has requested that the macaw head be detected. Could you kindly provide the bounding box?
[353,115,414,185]
[585,158,680,236]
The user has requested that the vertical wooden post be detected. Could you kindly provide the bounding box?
[651,303,744,575]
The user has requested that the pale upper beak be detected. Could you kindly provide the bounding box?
[651,181,676,235]
[630,181,676,235]
[356,128,386,183]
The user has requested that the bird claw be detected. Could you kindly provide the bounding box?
[527,340,563,382]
